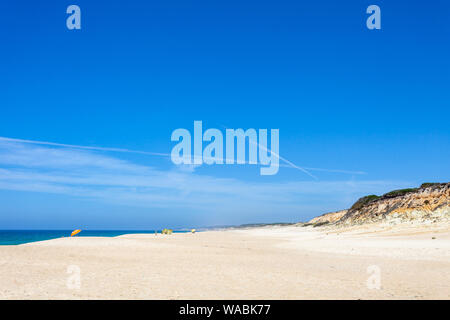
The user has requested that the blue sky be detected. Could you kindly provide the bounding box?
[0,1,449,229]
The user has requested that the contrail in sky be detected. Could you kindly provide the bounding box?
[0,136,170,157]
[0,136,366,177]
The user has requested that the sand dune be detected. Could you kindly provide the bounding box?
[0,223,449,299]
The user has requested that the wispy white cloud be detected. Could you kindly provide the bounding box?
[0,136,169,158]
[0,138,411,221]
[0,136,366,176]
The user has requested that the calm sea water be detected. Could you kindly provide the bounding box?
[0,230,189,245]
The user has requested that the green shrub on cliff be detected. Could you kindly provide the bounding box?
[382,188,418,198]
[420,183,440,188]
[350,195,380,211]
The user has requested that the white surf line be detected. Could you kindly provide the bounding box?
[0,136,364,176]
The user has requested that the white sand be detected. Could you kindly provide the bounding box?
[0,223,449,299]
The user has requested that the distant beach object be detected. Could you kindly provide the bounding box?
[71,229,82,237]
[191,229,196,233]
[162,229,173,235]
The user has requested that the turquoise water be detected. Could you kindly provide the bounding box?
[0,230,189,245]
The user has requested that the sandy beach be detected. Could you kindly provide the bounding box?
[1,223,449,299]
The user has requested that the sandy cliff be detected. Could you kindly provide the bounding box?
[309,183,450,225]
[308,210,348,224]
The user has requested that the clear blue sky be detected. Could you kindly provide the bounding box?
[0,0,449,229]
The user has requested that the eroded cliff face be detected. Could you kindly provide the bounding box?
[340,183,449,225]
[308,210,347,224]
[309,183,450,226]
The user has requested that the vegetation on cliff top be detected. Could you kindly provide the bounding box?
[420,182,441,188]
[349,182,446,212]
[307,182,448,225]
[381,188,418,199]
[350,195,380,211]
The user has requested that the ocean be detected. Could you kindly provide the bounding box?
[0,230,190,245]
